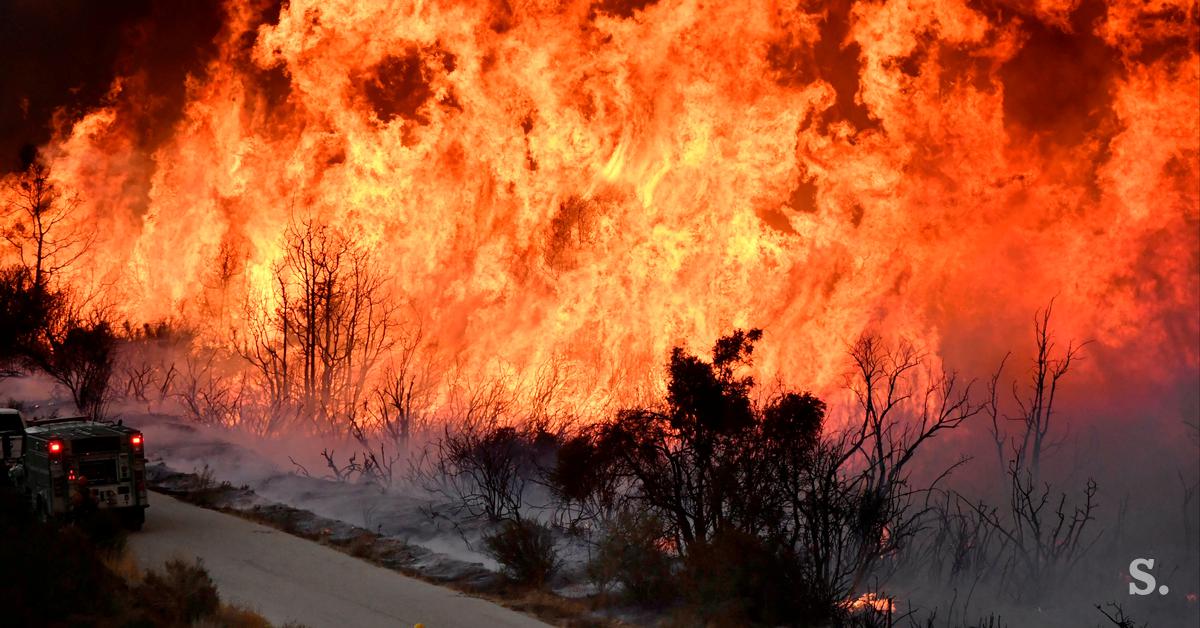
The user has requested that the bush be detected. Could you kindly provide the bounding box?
[677,527,814,626]
[547,427,625,528]
[434,421,557,522]
[483,519,560,586]
[135,558,222,625]
[587,510,676,606]
[579,329,977,622]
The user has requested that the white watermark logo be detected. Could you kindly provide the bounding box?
[1128,558,1169,596]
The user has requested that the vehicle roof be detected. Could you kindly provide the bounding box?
[24,418,135,440]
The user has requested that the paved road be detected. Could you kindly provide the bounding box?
[128,492,551,628]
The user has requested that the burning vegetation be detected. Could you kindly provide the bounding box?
[0,0,1197,626]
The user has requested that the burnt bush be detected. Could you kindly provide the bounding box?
[586,509,676,606]
[43,318,117,420]
[677,527,811,626]
[546,426,626,529]
[577,328,979,622]
[431,417,561,522]
[483,518,561,587]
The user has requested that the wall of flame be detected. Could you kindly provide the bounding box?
[13,0,1199,411]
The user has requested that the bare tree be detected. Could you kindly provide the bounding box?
[341,326,436,488]
[360,324,434,446]
[3,161,93,291]
[176,350,245,427]
[238,218,398,436]
[991,302,1085,485]
[787,335,981,608]
[238,283,296,433]
[966,302,1100,601]
[200,238,245,331]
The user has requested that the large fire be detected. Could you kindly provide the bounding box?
[9,0,1200,417]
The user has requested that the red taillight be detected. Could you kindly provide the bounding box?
[68,469,76,481]
[48,440,63,454]
[131,434,143,447]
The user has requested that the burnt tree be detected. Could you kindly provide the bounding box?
[3,161,92,291]
[239,219,396,435]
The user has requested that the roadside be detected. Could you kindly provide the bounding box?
[0,484,272,627]
[130,492,553,628]
[145,465,621,627]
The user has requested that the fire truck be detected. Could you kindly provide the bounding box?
[7,414,148,529]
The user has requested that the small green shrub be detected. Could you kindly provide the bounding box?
[483,519,560,586]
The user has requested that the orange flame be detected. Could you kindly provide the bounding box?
[9,0,1199,416]
[846,592,895,614]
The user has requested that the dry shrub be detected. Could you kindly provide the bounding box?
[135,558,221,625]
[103,548,144,584]
[587,510,676,607]
[190,463,231,507]
[483,519,560,587]
[198,604,275,628]
[347,532,377,558]
[677,527,811,626]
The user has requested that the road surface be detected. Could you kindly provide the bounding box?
[128,492,552,628]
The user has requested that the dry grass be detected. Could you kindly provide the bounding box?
[198,604,275,628]
[102,546,144,584]
[345,531,378,558]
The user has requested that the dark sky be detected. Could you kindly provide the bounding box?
[0,0,225,172]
